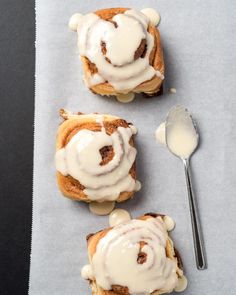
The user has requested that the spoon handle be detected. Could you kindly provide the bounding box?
[183,159,207,270]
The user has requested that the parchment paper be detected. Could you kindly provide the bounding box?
[29,0,236,294]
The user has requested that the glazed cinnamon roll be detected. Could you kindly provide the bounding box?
[69,8,164,102]
[81,213,187,295]
[55,110,140,202]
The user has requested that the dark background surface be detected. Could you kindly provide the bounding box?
[0,1,34,294]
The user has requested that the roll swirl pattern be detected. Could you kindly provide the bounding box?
[70,8,164,97]
[55,113,140,202]
[91,217,179,294]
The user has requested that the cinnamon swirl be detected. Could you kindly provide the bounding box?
[82,213,187,295]
[69,8,164,102]
[55,110,140,202]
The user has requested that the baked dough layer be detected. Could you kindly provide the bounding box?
[80,8,164,97]
[86,213,184,295]
[56,111,136,202]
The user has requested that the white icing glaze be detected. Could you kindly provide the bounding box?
[55,117,139,201]
[81,264,94,280]
[116,93,135,103]
[74,9,163,91]
[109,209,131,227]
[141,8,161,26]
[95,114,106,125]
[155,122,166,145]
[125,9,149,27]
[89,201,115,216]
[68,13,83,31]
[103,15,145,67]
[166,117,198,159]
[55,148,68,174]
[90,217,179,294]
[156,70,164,80]
[169,87,177,94]
[163,215,175,231]
[175,275,188,292]
[156,108,198,159]
[134,180,142,191]
[128,124,137,135]
[84,73,105,87]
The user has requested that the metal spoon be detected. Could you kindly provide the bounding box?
[165,105,207,270]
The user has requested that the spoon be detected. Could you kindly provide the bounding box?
[165,105,206,270]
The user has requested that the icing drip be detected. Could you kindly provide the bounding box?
[90,217,179,294]
[129,124,137,135]
[85,73,105,87]
[74,9,163,91]
[169,87,177,94]
[89,201,115,216]
[81,264,94,280]
[155,122,166,145]
[175,275,188,292]
[134,180,142,191]
[68,13,83,31]
[116,92,135,103]
[55,117,139,201]
[109,209,131,226]
[163,215,175,231]
[141,8,161,26]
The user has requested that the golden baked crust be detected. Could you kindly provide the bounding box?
[56,110,136,202]
[80,7,164,97]
[86,214,183,295]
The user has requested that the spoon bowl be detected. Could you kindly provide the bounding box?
[166,105,199,160]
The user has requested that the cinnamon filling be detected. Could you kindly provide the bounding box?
[100,38,147,66]
[99,145,115,165]
[112,285,130,295]
[103,119,130,134]
[134,39,147,60]
[108,20,118,28]
[100,16,147,66]
[137,252,147,264]
[144,212,165,218]
[65,175,85,190]
[137,241,148,264]
[100,41,111,64]
[87,60,98,74]
[86,23,155,74]
[101,41,107,55]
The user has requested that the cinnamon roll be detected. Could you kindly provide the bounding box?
[55,110,140,202]
[69,8,164,102]
[82,213,187,295]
